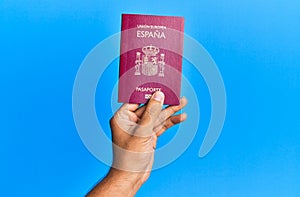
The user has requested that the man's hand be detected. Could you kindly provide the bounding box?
[87,92,187,197]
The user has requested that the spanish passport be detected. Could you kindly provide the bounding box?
[118,14,184,105]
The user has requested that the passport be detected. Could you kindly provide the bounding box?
[118,14,184,105]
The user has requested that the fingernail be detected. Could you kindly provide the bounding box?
[152,91,164,102]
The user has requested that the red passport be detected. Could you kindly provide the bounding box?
[118,14,184,105]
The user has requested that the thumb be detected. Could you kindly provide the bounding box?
[139,91,165,127]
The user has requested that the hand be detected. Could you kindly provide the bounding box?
[87,92,188,197]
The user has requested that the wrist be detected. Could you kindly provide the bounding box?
[107,168,144,195]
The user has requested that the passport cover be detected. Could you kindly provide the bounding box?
[118,14,184,105]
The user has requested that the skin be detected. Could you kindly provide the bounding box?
[87,91,188,197]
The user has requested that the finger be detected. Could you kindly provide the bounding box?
[155,113,187,137]
[136,96,187,119]
[135,105,146,118]
[127,111,139,123]
[114,103,140,123]
[155,97,188,125]
[111,103,140,132]
[119,103,140,112]
[139,91,164,126]
[112,110,138,135]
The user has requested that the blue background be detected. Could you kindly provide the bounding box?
[1,0,299,196]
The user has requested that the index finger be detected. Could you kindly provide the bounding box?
[118,103,140,112]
